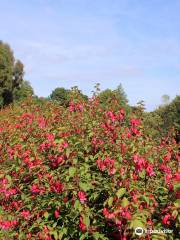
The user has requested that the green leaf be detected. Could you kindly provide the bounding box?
[93,232,108,240]
[142,196,150,205]
[108,197,114,207]
[69,167,76,177]
[44,211,49,219]
[121,197,129,207]
[130,218,145,229]
[73,158,78,164]
[51,231,58,240]
[116,188,126,198]
[174,182,180,191]
[66,148,70,158]
[139,169,145,178]
[80,233,89,240]
[79,182,92,191]
[6,175,12,182]
[83,214,90,228]
[74,200,83,212]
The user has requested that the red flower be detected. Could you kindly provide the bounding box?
[103,208,115,219]
[0,220,18,230]
[133,155,145,172]
[46,133,55,142]
[79,216,86,231]
[54,209,60,219]
[130,118,141,127]
[106,111,116,122]
[31,184,44,194]
[162,214,171,225]
[63,197,68,203]
[78,191,87,203]
[50,181,64,194]
[38,117,46,128]
[165,174,173,184]
[146,164,156,177]
[21,210,30,218]
[122,211,131,220]
[108,167,117,175]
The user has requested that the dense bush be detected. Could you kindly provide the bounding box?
[0,96,179,240]
[142,95,180,142]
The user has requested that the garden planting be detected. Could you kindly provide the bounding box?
[0,96,179,240]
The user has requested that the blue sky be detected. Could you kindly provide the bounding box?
[0,0,179,111]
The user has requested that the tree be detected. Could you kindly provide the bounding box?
[132,100,146,117]
[143,95,180,141]
[98,84,129,111]
[161,94,170,105]
[50,87,70,106]
[113,83,128,105]
[99,88,114,105]
[50,86,88,106]
[13,80,34,101]
[157,95,180,141]
[0,41,24,106]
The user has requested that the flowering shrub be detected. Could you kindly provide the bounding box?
[0,96,179,240]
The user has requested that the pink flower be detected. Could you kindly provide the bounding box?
[103,208,115,219]
[131,127,140,135]
[79,216,86,231]
[54,209,60,219]
[46,133,55,142]
[130,118,141,127]
[96,159,106,171]
[51,181,64,193]
[163,153,171,161]
[63,141,69,148]
[173,173,180,182]
[165,174,173,184]
[146,164,156,177]
[106,111,116,122]
[31,184,40,193]
[133,155,145,172]
[159,164,171,174]
[57,156,64,165]
[38,117,46,128]
[162,214,171,225]
[123,211,131,220]
[45,236,52,240]
[21,210,30,218]
[31,184,44,194]
[108,167,117,175]
[0,220,18,230]
[78,191,87,203]
[77,104,84,111]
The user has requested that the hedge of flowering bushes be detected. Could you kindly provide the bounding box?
[0,96,179,240]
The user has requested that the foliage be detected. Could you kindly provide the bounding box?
[13,80,34,101]
[50,87,88,107]
[0,94,179,240]
[50,87,70,106]
[0,41,25,106]
[156,95,180,140]
[98,84,129,111]
[114,84,128,105]
[143,96,180,141]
